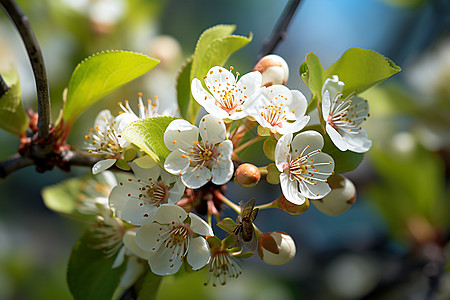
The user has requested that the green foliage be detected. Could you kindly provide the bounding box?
[299,52,324,97]
[137,271,162,300]
[177,24,252,122]
[266,163,280,185]
[263,138,276,161]
[0,68,29,136]
[121,116,177,168]
[217,217,237,233]
[62,51,159,124]
[322,133,365,174]
[67,231,127,300]
[42,176,97,222]
[324,48,401,98]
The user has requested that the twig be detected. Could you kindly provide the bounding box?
[258,0,302,58]
[0,0,51,139]
[0,74,9,97]
[0,153,34,178]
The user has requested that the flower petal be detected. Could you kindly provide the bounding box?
[237,71,262,101]
[92,158,117,175]
[277,116,310,135]
[130,161,161,182]
[154,204,187,225]
[135,222,164,252]
[148,244,183,275]
[123,229,152,260]
[186,237,211,270]
[322,75,344,102]
[326,124,348,151]
[299,181,331,199]
[168,178,186,204]
[164,149,190,175]
[199,114,226,143]
[280,173,305,205]
[181,166,211,189]
[291,130,324,156]
[275,133,292,171]
[211,158,233,185]
[343,128,372,153]
[191,78,229,119]
[216,139,233,159]
[164,119,199,151]
[190,213,214,236]
[203,66,235,100]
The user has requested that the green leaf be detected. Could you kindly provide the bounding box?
[121,116,177,168]
[176,56,193,120]
[123,148,137,161]
[115,159,131,171]
[63,51,159,124]
[233,252,254,259]
[186,25,252,122]
[263,138,276,161]
[299,52,324,96]
[0,68,29,136]
[137,271,162,300]
[217,218,237,233]
[322,131,364,174]
[266,163,280,185]
[42,176,97,222]
[67,231,127,300]
[257,125,271,137]
[324,48,401,97]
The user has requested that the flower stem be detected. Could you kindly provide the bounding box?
[234,135,264,154]
[213,191,240,214]
[1,0,51,139]
[255,201,278,210]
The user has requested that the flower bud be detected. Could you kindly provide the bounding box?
[234,163,261,188]
[312,175,356,216]
[273,194,309,215]
[253,54,289,87]
[258,231,295,265]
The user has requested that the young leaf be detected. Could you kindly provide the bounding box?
[63,51,159,124]
[266,163,280,185]
[0,69,29,136]
[217,217,237,233]
[67,231,127,300]
[176,56,193,120]
[299,52,324,96]
[324,48,401,97]
[121,116,177,168]
[263,138,277,161]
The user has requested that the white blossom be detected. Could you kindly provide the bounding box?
[322,75,372,153]
[135,204,213,275]
[191,66,262,120]
[243,85,310,135]
[164,114,234,189]
[275,131,334,204]
[109,159,185,225]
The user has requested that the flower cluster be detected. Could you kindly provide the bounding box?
[75,53,374,287]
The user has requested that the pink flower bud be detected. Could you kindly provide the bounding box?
[253,54,289,87]
[258,231,295,265]
[312,175,356,216]
[273,194,309,215]
[234,163,261,188]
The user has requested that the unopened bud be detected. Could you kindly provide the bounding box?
[312,175,356,216]
[258,231,295,265]
[273,194,309,215]
[253,54,289,87]
[234,163,261,188]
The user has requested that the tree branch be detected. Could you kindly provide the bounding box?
[0,74,9,97]
[0,153,34,178]
[0,0,51,139]
[258,0,302,59]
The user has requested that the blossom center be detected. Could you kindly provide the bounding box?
[190,142,218,167]
[261,103,286,128]
[138,181,169,206]
[166,225,191,248]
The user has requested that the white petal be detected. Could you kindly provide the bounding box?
[211,159,233,185]
[277,116,310,135]
[168,178,186,204]
[265,85,292,103]
[227,110,248,120]
[95,109,113,132]
[154,204,187,224]
[191,79,229,119]
[290,89,308,116]
[216,140,233,159]
[181,166,211,189]
[203,66,235,100]
[322,90,331,118]
[164,119,199,151]
[92,158,117,175]
[112,246,126,268]
[109,183,136,216]
[308,152,335,180]
[199,114,226,143]
[326,124,348,151]
[280,173,305,205]
[322,75,344,102]
[148,244,183,275]
[135,222,164,252]
[123,229,152,260]
[291,130,324,156]
[190,213,214,236]
[299,181,331,199]
[100,171,117,188]
[121,202,157,226]
[347,96,369,126]
[236,71,262,101]
[343,128,372,153]
[130,161,161,181]
[164,149,190,175]
[186,237,211,270]
[275,133,292,171]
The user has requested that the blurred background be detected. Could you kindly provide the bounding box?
[1,0,450,299]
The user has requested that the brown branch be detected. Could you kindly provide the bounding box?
[0,153,34,178]
[0,0,51,139]
[0,74,9,97]
[258,0,302,58]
